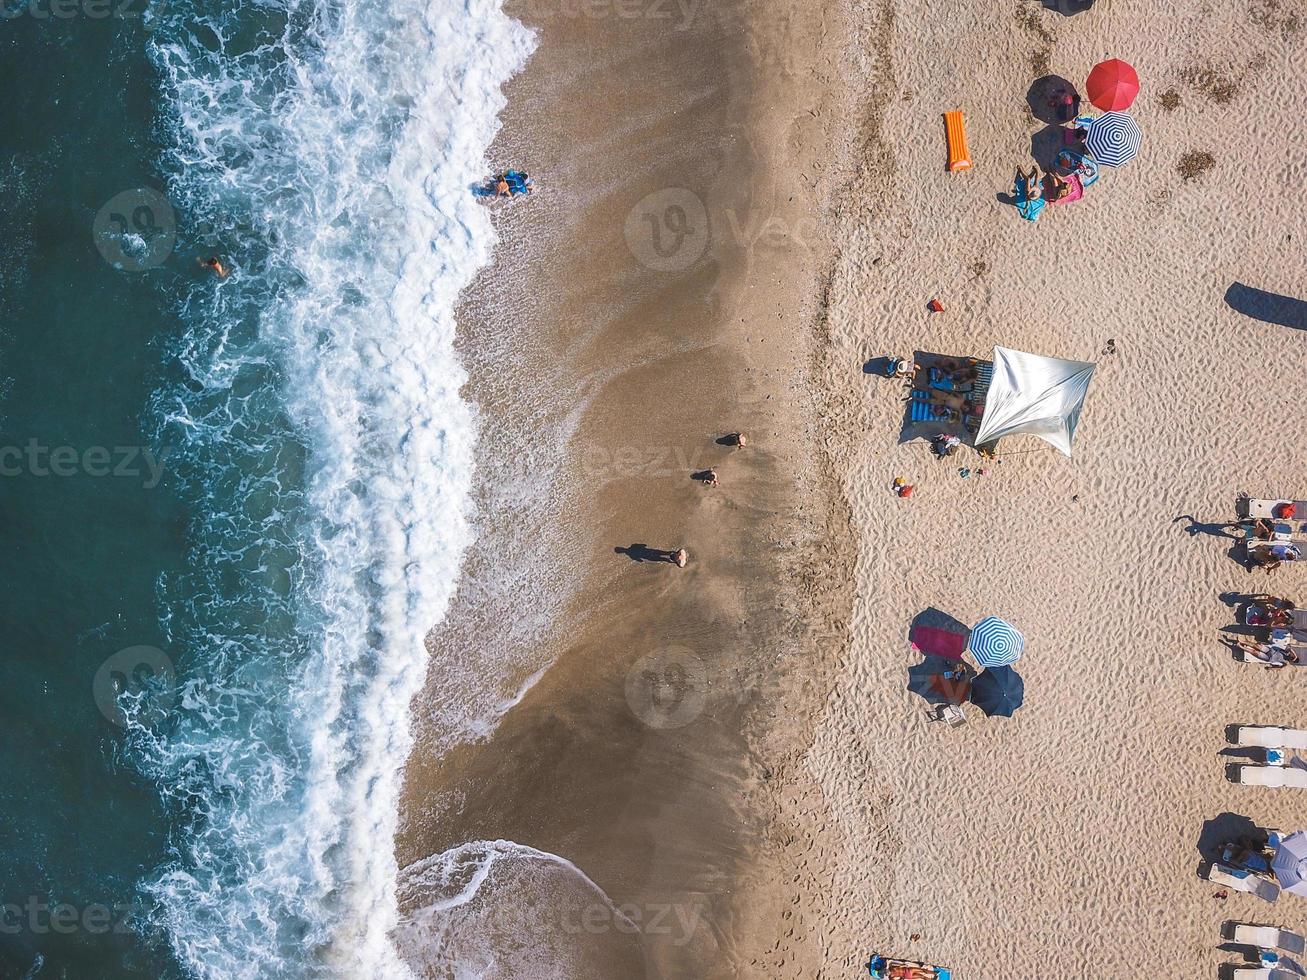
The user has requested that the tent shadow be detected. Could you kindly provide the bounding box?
[1225,282,1307,331]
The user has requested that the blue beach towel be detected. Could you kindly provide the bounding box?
[1014,178,1045,222]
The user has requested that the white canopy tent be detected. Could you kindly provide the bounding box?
[973,346,1096,457]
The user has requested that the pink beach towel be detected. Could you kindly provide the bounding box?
[910,625,968,660]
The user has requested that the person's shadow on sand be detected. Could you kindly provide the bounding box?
[615,543,678,564]
[1173,514,1239,539]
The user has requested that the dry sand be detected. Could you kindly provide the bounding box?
[805,0,1307,976]
[396,0,1307,975]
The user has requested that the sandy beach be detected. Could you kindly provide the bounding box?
[396,0,1307,976]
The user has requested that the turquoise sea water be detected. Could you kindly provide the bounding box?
[0,1,532,976]
[1,10,184,977]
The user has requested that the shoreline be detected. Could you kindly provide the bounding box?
[396,0,858,974]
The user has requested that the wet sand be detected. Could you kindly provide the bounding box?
[396,0,855,976]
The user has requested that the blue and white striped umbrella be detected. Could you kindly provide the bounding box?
[967,616,1025,668]
[1085,111,1142,167]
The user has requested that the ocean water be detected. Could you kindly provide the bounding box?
[0,0,533,976]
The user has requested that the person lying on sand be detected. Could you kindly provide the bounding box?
[887,967,936,980]
[1044,172,1071,203]
[1254,543,1301,571]
[1015,166,1041,201]
[1231,637,1298,668]
[1252,518,1279,540]
[495,175,511,197]
[932,434,961,457]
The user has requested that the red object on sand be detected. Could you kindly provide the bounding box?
[910,625,968,660]
[927,299,944,312]
[1086,59,1140,112]
[1278,502,1297,519]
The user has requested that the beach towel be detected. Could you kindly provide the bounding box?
[911,625,968,660]
[1014,178,1045,222]
[1048,173,1085,205]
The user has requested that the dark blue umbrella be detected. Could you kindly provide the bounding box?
[970,665,1025,717]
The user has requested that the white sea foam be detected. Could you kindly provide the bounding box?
[140,0,535,976]
[393,841,639,978]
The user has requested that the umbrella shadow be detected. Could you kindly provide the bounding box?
[1198,812,1264,863]
[1027,75,1081,126]
[1225,282,1307,331]
[1030,124,1071,173]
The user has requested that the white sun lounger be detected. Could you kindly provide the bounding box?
[1236,648,1307,667]
[1246,499,1307,521]
[1228,923,1307,956]
[1235,727,1307,749]
[1237,766,1307,788]
[1228,968,1300,980]
[1209,864,1281,902]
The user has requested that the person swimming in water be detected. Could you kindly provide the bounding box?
[198,255,229,278]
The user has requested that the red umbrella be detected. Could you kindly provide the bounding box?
[1087,59,1140,112]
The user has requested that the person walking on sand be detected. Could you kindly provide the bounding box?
[199,255,229,278]
[700,469,718,486]
[672,548,688,567]
[724,432,747,447]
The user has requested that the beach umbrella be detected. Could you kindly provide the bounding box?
[1087,59,1140,112]
[970,666,1025,717]
[1273,831,1307,896]
[1086,111,1142,168]
[967,616,1025,668]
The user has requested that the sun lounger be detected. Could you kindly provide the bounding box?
[943,110,971,172]
[1245,499,1307,522]
[1243,607,1307,631]
[1237,765,1307,788]
[1235,645,1307,667]
[1227,924,1307,956]
[1228,968,1299,980]
[1234,727,1307,749]
[1209,863,1281,902]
